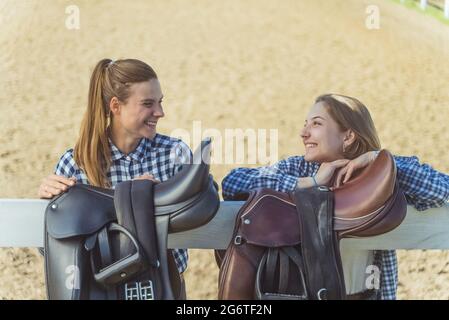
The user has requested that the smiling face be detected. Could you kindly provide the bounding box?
[111,79,164,141]
[300,101,351,163]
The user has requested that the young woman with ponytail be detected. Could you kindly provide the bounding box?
[38,58,191,278]
[222,94,449,299]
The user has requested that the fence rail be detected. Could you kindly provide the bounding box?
[0,199,448,295]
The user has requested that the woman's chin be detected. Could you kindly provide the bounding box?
[304,152,321,163]
[142,127,157,139]
[304,153,315,162]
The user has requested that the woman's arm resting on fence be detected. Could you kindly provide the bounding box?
[221,156,318,199]
[394,155,449,211]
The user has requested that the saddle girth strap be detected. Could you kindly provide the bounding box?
[155,214,175,299]
[293,186,346,300]
[114,180,163,299]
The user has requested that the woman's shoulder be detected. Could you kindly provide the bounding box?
[57,148,76,164]
[55,148,80,175]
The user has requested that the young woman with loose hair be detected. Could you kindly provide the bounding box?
[38,58,191,281]
[222,93,449,299]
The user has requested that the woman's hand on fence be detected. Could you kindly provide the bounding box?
[333,151,378,188]
[133,174,160,184]
[38,174,76,199]
[314,159,351,186]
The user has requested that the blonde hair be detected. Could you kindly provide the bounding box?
[74,59,158,187]
[315,94,381,159]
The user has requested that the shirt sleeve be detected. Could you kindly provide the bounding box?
[393,155,449,211]
[221,156,316,199]
[54,149,81,181]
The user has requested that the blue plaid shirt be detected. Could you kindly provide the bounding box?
[54,133,192,274]
[222,154,449,299]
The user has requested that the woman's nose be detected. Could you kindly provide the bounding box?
[154,105,165,118]
[300,125,309,138]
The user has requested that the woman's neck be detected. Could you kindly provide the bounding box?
[109,126,141,155]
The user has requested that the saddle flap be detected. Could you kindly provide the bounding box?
[46,184,116,239]
[239,192,300,247]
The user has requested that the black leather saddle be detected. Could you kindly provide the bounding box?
[44,137,220,300]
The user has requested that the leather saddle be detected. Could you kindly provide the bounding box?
[217,150,407,300]
[45,137,220,300]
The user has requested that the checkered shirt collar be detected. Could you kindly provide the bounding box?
[109,137,148,161]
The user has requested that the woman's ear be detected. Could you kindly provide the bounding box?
[343,129,356,147]
[109,97,121,116]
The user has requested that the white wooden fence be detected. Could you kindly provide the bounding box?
[401,0,449,18]
[0,199,448,296]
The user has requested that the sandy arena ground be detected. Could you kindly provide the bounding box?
[0,0,448,299]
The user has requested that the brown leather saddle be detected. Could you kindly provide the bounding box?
[217,150,407,300]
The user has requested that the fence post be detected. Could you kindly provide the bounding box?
[420,0,427,10]
[445,0,449,18]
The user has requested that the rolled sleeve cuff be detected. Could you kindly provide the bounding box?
[281,174,299,192]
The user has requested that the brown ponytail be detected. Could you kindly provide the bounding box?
[74,59,158,187]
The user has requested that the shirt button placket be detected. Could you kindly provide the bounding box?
[125,156,132,180]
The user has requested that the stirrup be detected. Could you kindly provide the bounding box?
[85,223,156,286]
